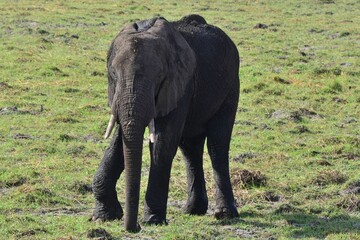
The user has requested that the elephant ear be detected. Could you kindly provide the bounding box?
[151,19,196,117]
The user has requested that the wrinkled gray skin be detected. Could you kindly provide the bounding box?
[92,15,240,232]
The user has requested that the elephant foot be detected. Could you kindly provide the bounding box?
[183,198,208,215]
[143,214,167,226]
[214,205,239,220]
[92,200,123,221]
[126,223,142,233]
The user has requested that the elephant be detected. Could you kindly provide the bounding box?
[92,14,240,232]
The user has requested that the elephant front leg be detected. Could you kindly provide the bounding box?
[92,126,124,221]
[143,138,178,225]
[143,112,189,224]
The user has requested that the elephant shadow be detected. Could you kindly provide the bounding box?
[212,210,360,238]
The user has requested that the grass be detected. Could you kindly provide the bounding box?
[0,0,359,239]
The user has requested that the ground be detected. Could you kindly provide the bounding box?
[0,0,359,239]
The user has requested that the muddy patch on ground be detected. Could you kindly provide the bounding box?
[1,176,27,188]
[167,200,187,210]
[270,108,322,122]
[71,181,93,194]
[273,76,291,84]
[4,207,92,217]
[290,125,311,134]
[0,106,29,115]
[315,159,332,166]
[254,23,268,29]
[275,203,303,214]
[321,152,359,161]
[342,180,360,195]
[0,187,11,196]
[16,228,48,238]
[335,117,358,128]
[13,133,34,140]
[0,82,12,89]
[83,134,101,143]
[86,228,113,240]
[263,191,281,202]
[232,152,258,163]
[222,226,260,238]
[37,207,92,216]
[0,106,44,115]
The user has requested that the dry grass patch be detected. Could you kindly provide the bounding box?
[232,169,267,188]
[311,170,347,186]
[336,195,360,212]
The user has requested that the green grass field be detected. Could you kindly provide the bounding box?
[0,0,359,239]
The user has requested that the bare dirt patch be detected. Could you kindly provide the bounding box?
[13,133,34,140]
[263,191,281,202]
[254,23,268,29]
[0,106,44,115]
[16,228,47,238]
[290,125,311,134]
[270,108,322,122]
[275,204,302,214]
[232,152,258,163]
[2,176,27,188]
[37,207,92,216]
[342,180,360,195]
[317,160,333,166]
[0,82,12,89]
[71,181,93,194]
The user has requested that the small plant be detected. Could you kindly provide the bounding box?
[325,80,343,93]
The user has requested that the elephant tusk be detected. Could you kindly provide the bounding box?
[148,119,155,143]
[104,114,116,139]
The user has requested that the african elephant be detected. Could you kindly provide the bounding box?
[92,14,240,232]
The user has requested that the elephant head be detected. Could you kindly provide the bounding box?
[103,17,196,232]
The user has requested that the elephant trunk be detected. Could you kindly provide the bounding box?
[122,121,144,232]
[118,78,154,232]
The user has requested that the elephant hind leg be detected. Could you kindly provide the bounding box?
[206,94,239,220]
[92,126,124,221]
[179,135,208,215]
